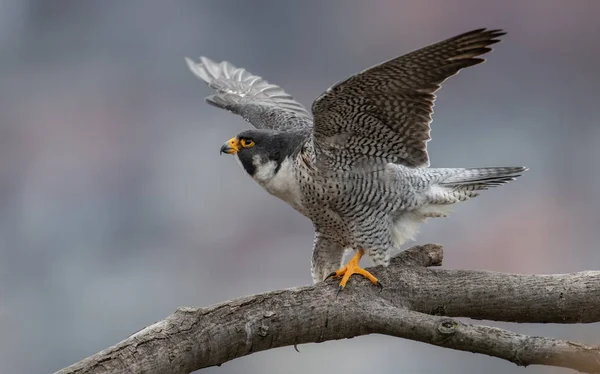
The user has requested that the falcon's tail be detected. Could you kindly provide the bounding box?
[440,167,527,190]
[426,166,527,204]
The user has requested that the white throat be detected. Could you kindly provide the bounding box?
[251,154,278,183]
[247,156,303,209]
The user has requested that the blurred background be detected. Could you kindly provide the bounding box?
[1,0,599,373]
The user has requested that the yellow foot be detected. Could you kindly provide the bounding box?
[325,249,382,293]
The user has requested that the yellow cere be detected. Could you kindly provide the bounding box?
[225,137,239,154]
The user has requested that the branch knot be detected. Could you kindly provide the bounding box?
[437,318,459,335]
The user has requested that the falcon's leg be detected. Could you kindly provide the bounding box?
[325,249,382,291]
[311,233,345,284]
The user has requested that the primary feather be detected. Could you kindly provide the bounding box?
[186,56,312,131]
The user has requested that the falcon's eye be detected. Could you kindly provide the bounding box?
[240,139,255,148]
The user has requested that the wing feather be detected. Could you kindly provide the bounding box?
[186,57,312,131]
[311,28,505,169]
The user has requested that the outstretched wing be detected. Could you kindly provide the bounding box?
[311,29,505,169]
[186,57,313,131]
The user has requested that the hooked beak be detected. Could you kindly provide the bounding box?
[220,137,239,155]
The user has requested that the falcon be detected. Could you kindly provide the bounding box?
[186,29,526,291]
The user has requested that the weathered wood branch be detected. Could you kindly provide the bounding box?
[56,244,600,374]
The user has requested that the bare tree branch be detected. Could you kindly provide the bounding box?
[55,245,600,374]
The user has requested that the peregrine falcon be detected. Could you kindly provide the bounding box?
[186,29,526,290]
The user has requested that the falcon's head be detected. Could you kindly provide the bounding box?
[220,129,306,182]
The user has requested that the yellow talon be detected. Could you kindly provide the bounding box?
[325,249,382,291]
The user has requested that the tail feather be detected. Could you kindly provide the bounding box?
[423,166,527,205]
[441,167,526,191]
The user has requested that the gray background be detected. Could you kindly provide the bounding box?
[1,1,599,373]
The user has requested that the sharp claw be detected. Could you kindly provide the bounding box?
[376,281,383,290]
[325,271,337,281]
[336,285,343,296]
